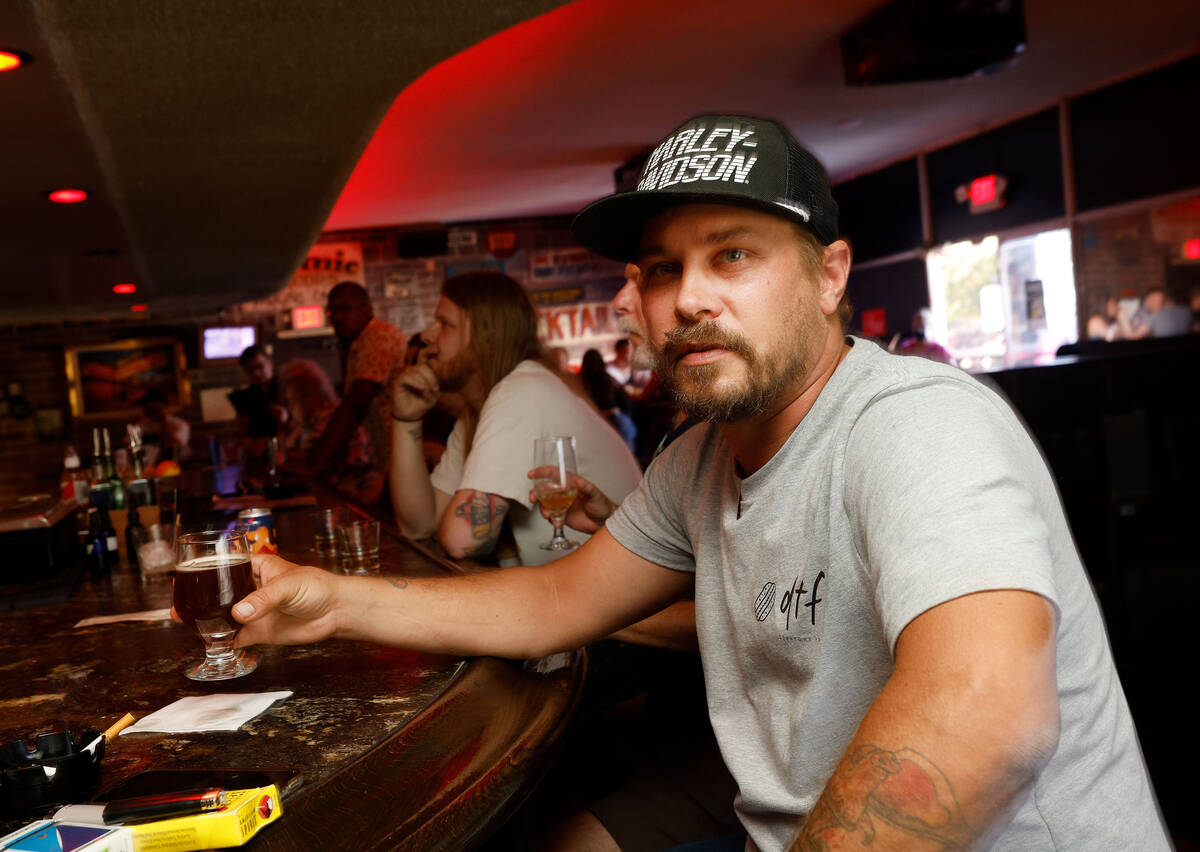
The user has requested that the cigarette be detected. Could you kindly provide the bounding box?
[104,712,136,741]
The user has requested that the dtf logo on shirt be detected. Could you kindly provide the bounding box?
[753,571,825,632]
[638,120,759,191]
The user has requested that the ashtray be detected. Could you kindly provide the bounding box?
[0,729,105,818]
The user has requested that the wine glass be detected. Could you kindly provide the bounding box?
[173,529,259,681]
[532,436,580,551]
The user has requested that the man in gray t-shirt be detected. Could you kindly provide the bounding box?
[234,114,1168,851]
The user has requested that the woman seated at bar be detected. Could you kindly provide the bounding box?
[280,358,383,505]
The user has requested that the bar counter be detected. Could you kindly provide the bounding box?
[0,491,584,850]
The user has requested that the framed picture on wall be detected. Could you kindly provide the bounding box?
[65,338,190,420]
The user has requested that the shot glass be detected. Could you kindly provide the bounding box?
[337,519,381,574]
[312,508,342,555]
[132,522,176,582]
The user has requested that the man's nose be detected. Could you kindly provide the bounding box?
[675,267,721,322]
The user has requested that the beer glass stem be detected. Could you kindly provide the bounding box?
[202,631,240,675]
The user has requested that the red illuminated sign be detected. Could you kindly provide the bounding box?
[112,282,136,294]
[861,307,887,338]
[956,174,1007,214]
[969,175,997,206]
[293,305,324,330]
[1185,238,1200,260]
[48,188,88,204]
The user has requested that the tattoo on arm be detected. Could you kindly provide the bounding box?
[792,744,975,851]
[452,491,509,555]
[407,426,422,441]
[386,577,409,590]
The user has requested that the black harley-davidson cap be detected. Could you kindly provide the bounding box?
[572,114,839,262]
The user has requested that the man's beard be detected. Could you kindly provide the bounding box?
[433,350,475,392]
[653,311,822,423]
[618,317,656,371]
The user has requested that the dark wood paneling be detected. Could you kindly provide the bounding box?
[845,257,929,337]
[833,158,923,262]
[927,108,1064,243]
[1072,53,1200,212]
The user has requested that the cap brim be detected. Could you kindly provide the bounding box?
[572,190,819,263]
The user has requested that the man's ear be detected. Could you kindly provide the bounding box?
[818,240,852,316]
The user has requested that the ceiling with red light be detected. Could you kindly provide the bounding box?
[1,0,1198,325]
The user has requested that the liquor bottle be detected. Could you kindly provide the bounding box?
[86,508,113,577]
[88,428,113,511]
[102,428,127,510]
[60,446,90,505]
[126,423,156,507]
[124,489,143,572]
[98,506,120,572]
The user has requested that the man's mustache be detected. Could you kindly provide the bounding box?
[660,321,755,366]
[617,315,644,338]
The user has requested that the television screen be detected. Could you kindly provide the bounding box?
[203,326,257,361]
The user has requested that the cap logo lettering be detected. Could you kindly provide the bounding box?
[638,120,759,192]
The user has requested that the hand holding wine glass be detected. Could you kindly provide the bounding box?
[174,529,259,681]
[532,436,580,551]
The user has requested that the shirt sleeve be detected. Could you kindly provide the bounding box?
[348,323,401,386]
[843,380,1061,652]
[604,438,697,573]
[456,378,545,507]
[429,420,466,496]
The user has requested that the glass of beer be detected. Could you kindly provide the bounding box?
[532,436,579,551]
[173,529,258,681]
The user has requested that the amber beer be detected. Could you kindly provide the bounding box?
[173,554,255,634]
[533,483,577,514]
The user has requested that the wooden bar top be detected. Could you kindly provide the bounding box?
[0,495,584,850]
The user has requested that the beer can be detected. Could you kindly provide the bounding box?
[237,507,277,554]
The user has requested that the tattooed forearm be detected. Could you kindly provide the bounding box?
[386,577,409,590]
[407,426,422,441]
[452,491,509,554]
[791,744,975,851]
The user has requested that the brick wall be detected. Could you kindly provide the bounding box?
[1073,211,1169,318]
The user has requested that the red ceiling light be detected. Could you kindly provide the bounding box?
[1185,239,1200,260]
[112,283,137,294]
[0,50,28,73]
[48,188,88,204]
[130,304,148,313]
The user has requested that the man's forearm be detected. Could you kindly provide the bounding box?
[609,600,698,652]
[334,530,691,658]
[390,419,439,538]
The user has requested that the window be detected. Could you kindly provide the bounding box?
[925,228,1078,370]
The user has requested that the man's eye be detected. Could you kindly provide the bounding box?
[647,262,676,278]
[720,248,747,263]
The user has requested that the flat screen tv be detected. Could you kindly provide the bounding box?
[202,326,257,362]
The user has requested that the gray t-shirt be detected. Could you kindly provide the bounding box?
[606,338,1166,851]
[1146,303,1193,337]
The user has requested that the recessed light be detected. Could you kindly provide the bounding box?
[0,50,30,73]
[130,304,148,313]
[48,188,88,204]
[113,283,137,294]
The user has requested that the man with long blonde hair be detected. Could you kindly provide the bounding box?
[389,271,642,566]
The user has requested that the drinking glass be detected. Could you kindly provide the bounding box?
[173,529,258,681]
[532,436,579,551]
[132,522,175,582]
[337,519,381,574]
[312,508,341,555]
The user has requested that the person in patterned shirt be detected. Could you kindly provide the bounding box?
[309,281,405,497]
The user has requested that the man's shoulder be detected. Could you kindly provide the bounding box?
[493,360,561,393]
[357,317,406,349]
